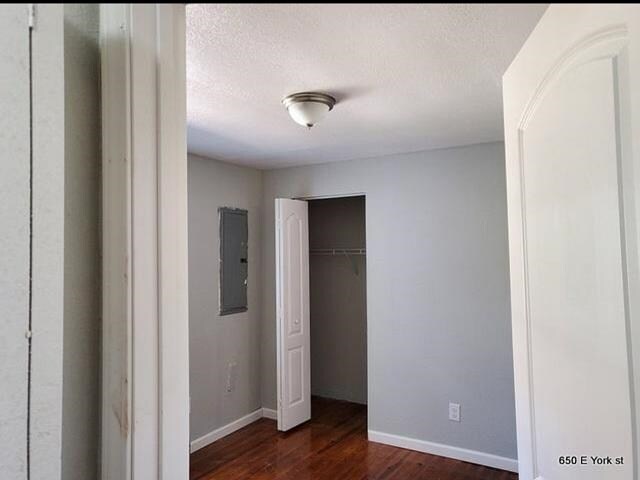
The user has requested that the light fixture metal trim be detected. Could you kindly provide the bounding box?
[282,92,336,111]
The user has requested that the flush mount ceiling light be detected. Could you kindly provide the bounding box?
[282,92,336,129]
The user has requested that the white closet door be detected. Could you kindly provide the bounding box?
[0,5,31,479]
[503,5,640,480]
[275,199,311,431]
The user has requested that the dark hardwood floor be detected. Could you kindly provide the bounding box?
[190,397,518,480]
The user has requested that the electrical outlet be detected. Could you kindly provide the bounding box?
[449,402,461,422]
[226,362,238,393]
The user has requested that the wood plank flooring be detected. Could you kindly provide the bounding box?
[190,397,518,480]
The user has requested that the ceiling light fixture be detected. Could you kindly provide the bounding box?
[282,92,336,129]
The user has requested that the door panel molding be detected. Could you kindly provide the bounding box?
[504,5,640,480]
[515,29,634,478]
[518,26,627,131]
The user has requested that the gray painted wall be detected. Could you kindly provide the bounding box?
[188,154,263,442]
[309,197,367,404]
[61,5,101,480]
[261,142,517,459]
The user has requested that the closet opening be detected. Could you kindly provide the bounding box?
[275,193,368,432]
[307,195,368,422]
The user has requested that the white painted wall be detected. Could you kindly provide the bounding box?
[30,6,66,479]
[188,153,263,442]
[61,5,100,480]
[1,6,100,478]
[0,5,31,478]
[261,142,517,460]
[309,197,367,404]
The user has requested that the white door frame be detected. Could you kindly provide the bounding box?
[276,192,370,427]
[100,4,189,479]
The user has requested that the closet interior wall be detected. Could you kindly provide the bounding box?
[308,196,367,405]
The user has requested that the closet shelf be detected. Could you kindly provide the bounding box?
[309,248,366,256]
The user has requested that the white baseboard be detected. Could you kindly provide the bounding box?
[191,411,517,474]
[190,408,263,453]
[368,430,518,473]
[262,408,277,420]
[190,407,278,453]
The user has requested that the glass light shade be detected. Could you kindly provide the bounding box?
[287,101,330,128]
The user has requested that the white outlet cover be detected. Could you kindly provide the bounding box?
[449,402,461,422]
[226,362,238,393]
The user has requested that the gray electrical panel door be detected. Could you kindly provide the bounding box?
[219,208,248,315]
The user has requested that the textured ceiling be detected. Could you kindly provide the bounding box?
[187,4,547,169]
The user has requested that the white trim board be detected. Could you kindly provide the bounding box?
[190,408,278,453]
[368,430,518,473]
[190,409,263,453]
[100,5,189,479]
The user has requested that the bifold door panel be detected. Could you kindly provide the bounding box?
[275,199,311,431]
